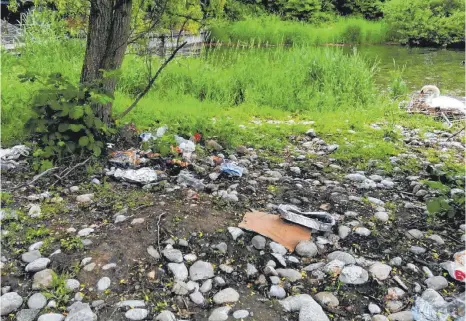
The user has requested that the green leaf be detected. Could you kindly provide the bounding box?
[69,124,84,132]
[69,107,84,120]
[58,123,69,132]
[92,146,102,157]
[78,136,89,147]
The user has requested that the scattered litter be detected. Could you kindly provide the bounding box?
[113,167,157,184]
[109,150,140,168]
[238,211,311,252]
[278,204,335,232]
[140,125,168,142]
[175,135,196,159]
[412,292,465,321]
[440,250,466,282]
[177,170,205,191]
[220,163,244,177]
[0,145,30,170]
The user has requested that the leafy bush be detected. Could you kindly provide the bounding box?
[24,73,115,166]
[383,0,465,46]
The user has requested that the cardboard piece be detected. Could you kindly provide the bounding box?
[238,211,311,252]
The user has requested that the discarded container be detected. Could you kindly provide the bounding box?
[113,167,157,184]
[220,162,244,177]
[238,211,311,252]
[440,250,466,282]
[175,135,196,160]
[109,150,140,168]
[412,293,465,321]
[277,204,335,232]
[0,145,30,170]
[177,170,205,191]
[140,125,168,142]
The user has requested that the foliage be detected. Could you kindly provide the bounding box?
[383,0,465,46]
[24,73,116,165]
[331,0,385,19]
[275,0,323,21]
[60,236,84,252]
[43,273,72,310]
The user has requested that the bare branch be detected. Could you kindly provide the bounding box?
[11,167,59,190]
[117,41,188,119]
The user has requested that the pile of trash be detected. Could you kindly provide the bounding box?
[0,145,30,170]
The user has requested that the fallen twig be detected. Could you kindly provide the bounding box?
[157,213,165,253]
[11,167,59,190]
[52,157,92,186]
[447,127,465,141]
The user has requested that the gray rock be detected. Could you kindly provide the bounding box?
[375,212,389,222]
[219,264,234,273]
[97,277,111,291]
[200,279,213,293]
[304,262,325,272]
[16,309,40,321]
[421,289,447,308]
[227,227,244,240]
[269,242,287,255]
[83,263,96,272]
[271,253,287,267]
[427,234,444,245]
[102,263,117,270]
[295,241,318,257]
[338,226,351,239]
[208,307,231,321]
[168,263,188,281]
[327,251,356,265]
[213,242,228,254]
[189,291,205,306]
[47,300,57,308]
[346,173,367,182]
[32,269,55,289]
[116,300,146,308]
[162,248,183,263]
[339,266,369,284]
[28,204,41,218]
[287,256,300,264]
[233,310,249,319]
[65,279,80,292]
[324,260,345,275]
[214,276,226,287]
[76,194,94,203]
[64,302,97,321]
[372,316,389,321]
[387,311,413,321]
[213,288,240,304]
[177,239,189,247]
[406,229,424,239]
[386,300,403,313]
[381,180,394,188]
[425,276,448,290]
[354,227,371,236]
[22,250,42,263]
[369,263,392,280]
[0,292,23,315]
[147,246,160,260]
[368,303,381,314]
[410,246,426,254]
[270,276,280,284]
[184,253,197,262]
[389,257,402,266]
[422,266,434,278]
[125,308,148,320]
[26,258,50,272]
[38,313,65,321]
[172,281,190,295]
[91,300,104,308]
[74,292,84,301]
[264,266,278,276]
[77,228,94,237]
[0,209,18,221]
[155,310,177,321]
[279,294,329,321]
[315,292,339,308]
[27,293,47,309]
[114,215,128,223]
[306,129,317,137]
[387,287,406,300]
[276,269,302,282]
[367,197,384,206]
[246,263,258,278]
[251,235,266,249]
[327,144,339,152]
[190,261,214,281]
[131,218,145,225]
[269,285,286,298]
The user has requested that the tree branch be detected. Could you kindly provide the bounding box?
[117,41,187,119]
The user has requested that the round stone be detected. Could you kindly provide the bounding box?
[97,277,111,291]
[25,258,50,273]
[190,261,214,281]
[0,292,23,315]
[295,240,318,257]
[327,251,356,265]
[233,310,249,319]
[21,250,42,263]
[339,266,369,284]
[37,313,65,321]
[125,308,148,320]
[425,276,448,290]
[369,263,392,280]
[65,279,80,291]
[213,288,239,304]
[27,293,47,309]
[269,285,286,298]
[315,292,339,308]
[251,235,266,250]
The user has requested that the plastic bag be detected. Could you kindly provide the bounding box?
[0,145,30,170]
[412,292,465,321]
[140,125,168,142]
[177,170,205,191]
[440,251,466,282]
[277,204,335,232]
[113,167,157,184]
[220,163,244,177]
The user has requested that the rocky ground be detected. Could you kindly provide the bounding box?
[0,123,465,321]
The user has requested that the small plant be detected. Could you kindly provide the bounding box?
[0,192,14,206]
[60,236,84,252]
[43,273,71,310]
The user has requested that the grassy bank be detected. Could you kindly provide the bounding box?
[209,16,390,46]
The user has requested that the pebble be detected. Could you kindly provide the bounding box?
[409,246,426,254]
[37,313,65,321]
[427,234,445,245]
[389,257,402,266]
[147,246,160,260]
[27,293,47,309]
[208,306,231,321]
[28,204,41,218]
[279,294,329,321]
[16,309,40,321]
[346,173,367,182]
[304,262,325,272]
[295,240,318,257]
[155,310,177,321]
[0,292,23,315]
[324,260,345,275]
[168,263,188,281]
[314,292,339,308]
[372,316,389,321]
[77,228,94,237]
[172,281,190,295]
[338,226,351,239]
[213,288,240,304]
[114,215,128,223]
[369,262,392,280]
[200,279,213,293]
[355,227,371,236]
[29,241,44,251]
[406,229,424,239]
[269,242,287,255]
[374,212,389,222]
[421,289,447,308]
[227,227,244,240]
[74,292,84,301]
[246,263,258,278]
[131,218,145,225]
[26,258,50,272]
[276,268,302,282]
[386,300,403,312]
[190,261,214,281]
[116,300,146,308]
[65,302,97,321]
[162,247,183,263]
[369,303,381,314]
[214,276,226,286]
[213,242,228,254]
[125,308,148,320]
[102,263,117,270]
[184,253,197,262]
[387,311,413,321]
[327,251,356,265]
[339,266,369,284]
[91,300,104,308]
[32,269,55,289]
[189,291,205,305]
[83,263,96,272]
[22,250,42,263]
[219,264,234,273]
[271,253,287,267]
[251,235,266,250]
[76,193,94,203]
[387,287,406,300]
[233,310,249,319]
[97,277,111,291]
[269,285,286,298]
[425,276,448,290]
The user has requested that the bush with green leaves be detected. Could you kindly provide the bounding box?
[24,73,116,167]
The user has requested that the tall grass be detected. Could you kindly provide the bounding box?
[209,15,390,45]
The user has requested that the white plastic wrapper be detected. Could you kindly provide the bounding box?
[113,167,157,184]
[440,250,466,282]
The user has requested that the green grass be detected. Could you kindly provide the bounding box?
[209,16,390,46]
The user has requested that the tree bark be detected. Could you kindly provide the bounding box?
[80,0,132,125]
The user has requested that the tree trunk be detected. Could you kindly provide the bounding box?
[80,0,132,125]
